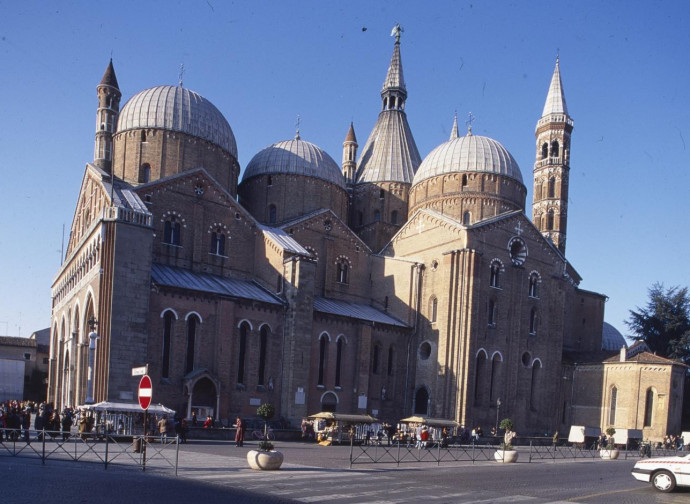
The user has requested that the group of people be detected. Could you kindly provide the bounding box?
[155,415,190,443]
[0,400,78,442]
[661,434,685,450]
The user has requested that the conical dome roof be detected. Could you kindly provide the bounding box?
[117,85,237,158]
[243,137,345,189]
[413,134,523,186]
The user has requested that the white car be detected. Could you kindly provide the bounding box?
[632,453,690,492]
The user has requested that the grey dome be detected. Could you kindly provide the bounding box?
[602,322,627,351]
[117,86,237,158]
[413,134,523,186]
[242,137,345,189]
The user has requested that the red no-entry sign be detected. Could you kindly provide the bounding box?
[138,375,152,410]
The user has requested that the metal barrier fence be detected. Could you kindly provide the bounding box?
[349,438,687,468]
[0,428,180,475]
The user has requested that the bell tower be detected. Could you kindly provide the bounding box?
[342,122,358,183]
[94,59,121,172]
[533,57,573,255]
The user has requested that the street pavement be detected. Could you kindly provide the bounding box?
[3,439,689,503]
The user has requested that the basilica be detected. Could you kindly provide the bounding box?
[48,30,685,439]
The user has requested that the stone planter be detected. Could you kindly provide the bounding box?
[247,449,284,470]
[494,449,519,463]
[599,448,619,460]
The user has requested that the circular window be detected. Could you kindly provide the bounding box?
[419,342,432,360]
[508,237,527,266]
[521,352,532,367]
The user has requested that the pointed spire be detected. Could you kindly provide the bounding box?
[99,58,119,89]
[345,122,357,144]
[542,56,569,117]
[450,113,459,140]
[295,114,301,140]
[466,112,475,136]
[382,25,406,94]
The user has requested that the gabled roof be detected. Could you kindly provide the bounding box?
[314,296,408,328]
[604,350,688,367]
[151,264,283,306]
[280,208,372,254]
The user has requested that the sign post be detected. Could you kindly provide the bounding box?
[138,373,152,471]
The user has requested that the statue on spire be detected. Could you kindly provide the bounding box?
[390,23,404,43]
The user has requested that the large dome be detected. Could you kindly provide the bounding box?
[602,322,627,351]
[413,134,523,186]
[242,137,345,189]
[117,85,237,158]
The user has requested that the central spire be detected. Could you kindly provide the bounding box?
[381,24,406,109]
[542,56,569,117]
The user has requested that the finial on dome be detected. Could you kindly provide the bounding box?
[178,63,185,88]
[450,112,459,140]
[466,112,475,136]
[295,114,301,140]
[391,23,403,44]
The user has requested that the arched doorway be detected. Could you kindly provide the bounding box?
[190,376,218,421]
[321,392,338,412]
[414,387,429,415]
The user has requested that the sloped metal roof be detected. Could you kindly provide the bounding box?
[355,110,421,184]
[151,264,282,305]
[313,296,408,327]
[258,224,310,255]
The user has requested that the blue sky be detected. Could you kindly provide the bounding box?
[1,1,689,339]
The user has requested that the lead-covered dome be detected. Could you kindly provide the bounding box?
[117,85,237,158]
[413,134,523,186]
[602,322,627,351]
[242,137,345,189]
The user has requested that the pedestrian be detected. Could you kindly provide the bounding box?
[61,410,73,441]
[157,415,169,443]
[234,417,244,447]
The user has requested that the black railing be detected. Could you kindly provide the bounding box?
[0,428,180,475]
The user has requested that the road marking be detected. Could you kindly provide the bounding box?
[566,486,641,501]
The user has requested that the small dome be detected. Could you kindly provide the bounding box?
[117,86,237,158]
[602,322,627,351]
[242,137,345,189]
[413,134,523,186]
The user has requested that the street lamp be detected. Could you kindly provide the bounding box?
[495,398,502,433]
[85,317,99,404]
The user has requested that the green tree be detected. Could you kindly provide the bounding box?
[625,283,690,364]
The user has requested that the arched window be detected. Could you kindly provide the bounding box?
[643,388,654,427]
[387,345,394,376]
[488,299,497,326]
[379,189,385,199]
[267,175,273,186]
[489,261,501,288]
[162,311,174,378]
[374,210,380,222]
[535,182,542,200]
[336,260,349,284]
[164,216,181,246]
[335,337,343,387]
[546,209,554,230]
[372,344,381,375]
[237,322,249,384]
[609,386,617,425]
[474,351,487,406]
[530,360,542,411]
[268,204,277,224]
[185,314,199,374]
[140,131,147,142]
[547,177,556,198]
[462,174,468,187]
[550,140,560,157]
[138,163,151,183]
[463,211,471,225]
[210,228,226,255]
[318,334,328,386]
[541,142,548,159]
[528,273,540,298]
[430,297,438,323]
[258,325,269,386]
[529,308,538,335]
[489,353,502,403]
[391,210,398,225]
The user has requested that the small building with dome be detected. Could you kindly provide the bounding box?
[47,34,684,441]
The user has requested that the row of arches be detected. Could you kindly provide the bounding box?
[474,349,543,412]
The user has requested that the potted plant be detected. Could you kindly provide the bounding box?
[247,403,283,470]
[494,418,519,463]
[599,427,619,460]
